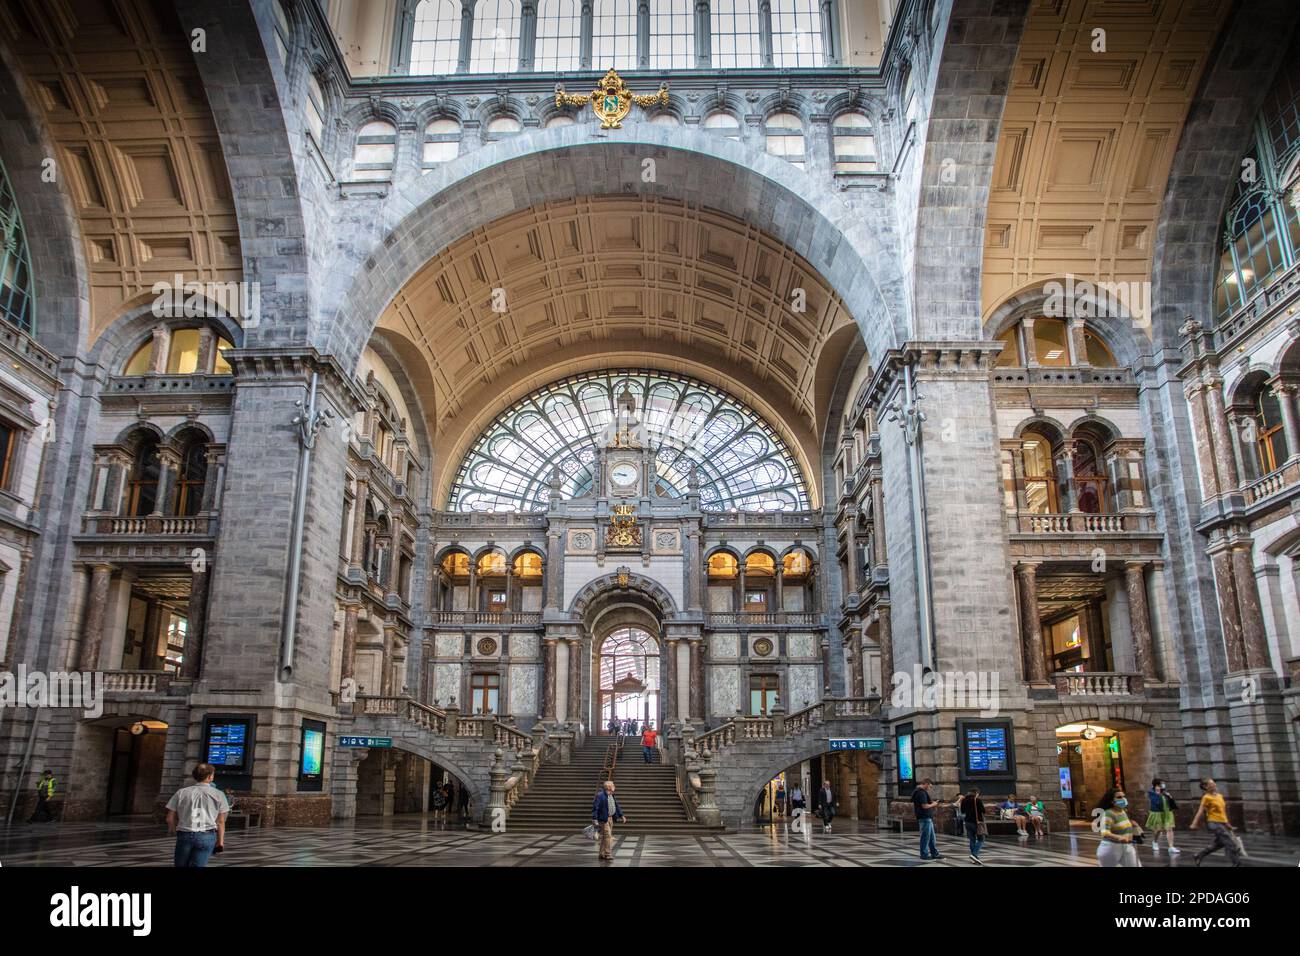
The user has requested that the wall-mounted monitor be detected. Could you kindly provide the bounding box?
[299,719,325,792]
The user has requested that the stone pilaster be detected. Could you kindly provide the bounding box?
[1125,562,1158,681]
[1016,561,1046,683]
[77,564,114,671]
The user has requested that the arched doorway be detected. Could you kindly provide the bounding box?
[597,626,660,733]
[1055,718,1154,823]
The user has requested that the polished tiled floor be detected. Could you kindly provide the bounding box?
[3,816,1298,867]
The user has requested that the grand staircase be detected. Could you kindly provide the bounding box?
[507,736,716,835]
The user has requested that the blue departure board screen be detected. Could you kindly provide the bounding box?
[206,720,249,769]
[964,724,1009,774]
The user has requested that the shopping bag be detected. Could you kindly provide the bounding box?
[582,824,598,842]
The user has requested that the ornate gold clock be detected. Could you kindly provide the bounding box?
[555,69,669,130]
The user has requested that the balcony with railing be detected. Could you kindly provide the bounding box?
[704,611,823,628]
[1244,458,1300,507]
[992,366,1136,387]
[102,670,187,698]
[81,514,217,536]
[1008,511,1157,535]
[430,610,543,628]
[1051,672,1146,698]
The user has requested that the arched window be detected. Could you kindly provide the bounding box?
[650,0,694,70]
[592,0,637,70]
[765,112,805,168]
[1255,388,1289,473]
[994,325,1022,367]
[352,120,397,181]
[703,111,741,139]
[707,552,739,579]
[271,0,293,65]
[536,0,582,72]
[422,118,461,169]
[782,550,812,577]
[546,114,576,128]
[448,369,810,513]
[175,438,209,517]
[711,0,762,69]
[127,436,162,517]
[1213,33,1300,319]
[649,113,680,126]
[1072,439,1108,514]
[304,74,326,145]
[1020,431,1058,514]
[483,116,523,142]
[410,0,460,75]
[1083,329,1117,367]
[0,422,17,492]
[122,329,236,376]
[0,157,35,334]
[470,0,521,73]
[743,552,775,612]
[1032,318,1071,367]
[832,112,876,172]
[513,551,543,578]
[771,0,823,68]
[441,550,471,578]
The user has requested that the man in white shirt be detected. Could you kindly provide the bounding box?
[165,763,230,867]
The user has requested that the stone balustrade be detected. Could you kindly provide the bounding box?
[1052,672,1146,697]
[704,611,822,627]
[1011,512,1155,534]
[1244,459,1300,505]
[83,514,215,535]
[102,670,175,695]
[431,610,543,626]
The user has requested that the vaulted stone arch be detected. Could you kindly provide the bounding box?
[314,124,910,373]
[568,571,679,622]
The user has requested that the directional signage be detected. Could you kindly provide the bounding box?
[339,736,392,748]
[828,737,884,752]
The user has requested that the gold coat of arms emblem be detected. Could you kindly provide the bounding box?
[556,69,669,129]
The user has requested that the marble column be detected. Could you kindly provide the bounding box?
[181,567,209,679]
[1015,562,1047,682]
[1231,540,1271,671]
[78,564,114,670]
[340,602,360,687]
[154,447,181,517]
[820,639,832,693]
[665,638,680,721]
[543,638,558,720]
[1273,382,1300,460]
[870,473,887,567]
[688,638,704,720]
[1209,545,1248,673]
[380,622,398,695]
[567,638,582,726]
[1124,562,1158,681]
[877,603,893,697]
[1206,377,1241,492]
[1184,380,1222,499]
[349,478,368,573]
[849,626,865,697]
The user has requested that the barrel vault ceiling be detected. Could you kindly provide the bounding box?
[981,0,1232,323]
[1,0,242,344]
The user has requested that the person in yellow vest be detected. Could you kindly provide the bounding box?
[1190,778,1243,866]
[29,770,56,823]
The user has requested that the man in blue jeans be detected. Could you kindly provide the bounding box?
[913,778,943,861]
[165,763,230,867]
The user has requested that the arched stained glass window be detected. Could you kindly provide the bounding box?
[650,0,694,70]
[536,0,582,72]
[448,369,810,513]
[410,0,460,75]
[0,157,35,334]
[592,0,637,70]
[711,0,761,69]
[771,0,823,68]
[470,0,521,73]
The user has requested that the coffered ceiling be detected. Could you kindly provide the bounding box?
[1,0,242,343]
[377,194,859,447]
[981,0,1232,323]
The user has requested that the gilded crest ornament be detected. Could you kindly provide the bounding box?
[606,504,642,549]
[556,69,669,129]
[616,565,631,588]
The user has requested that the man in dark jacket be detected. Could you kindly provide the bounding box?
[818,779,836,832]
[592,780,626,860]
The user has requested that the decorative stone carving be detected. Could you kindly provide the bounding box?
[476,637,499,656]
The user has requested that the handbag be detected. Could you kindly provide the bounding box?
[582,823,598,841]
[976,821,989,837]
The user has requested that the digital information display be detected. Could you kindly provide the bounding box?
[896,730,914,784]
[299,719,325,792]
[964,725,1009,773]
[206,720,249,769]
[1059,767,1074,799]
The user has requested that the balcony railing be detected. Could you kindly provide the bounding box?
[1010,512,1155,535]
[992,366,1135,387]
[1244,459,1300,506]
[83,515,215,535]
[705,611,822,627]
[102,670,179,695]
[431,610,542,626]
[1052,672,1145,697]
[703,511,818,528]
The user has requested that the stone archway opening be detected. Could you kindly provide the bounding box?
[596,625,661,735]
[751,749,881,829]
[1054,718,1153,824]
